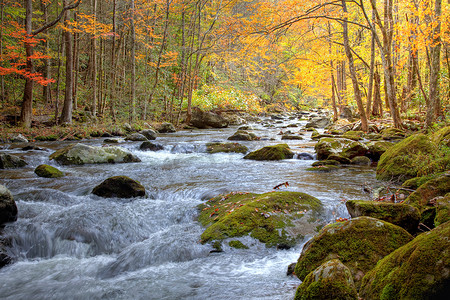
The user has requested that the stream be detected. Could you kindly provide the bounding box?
[0,115,380,299]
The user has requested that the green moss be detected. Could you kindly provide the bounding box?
[315,138,368,160]
[342,130,364,141]
[198,191,323,248]
[381,127,406,140]
[228,240,249,249]
[405,174,450,211]
[243,144,294,160]
[34,164,64,178]
[402,173,444,189]
[360,221,450,300]
[434,193,450,226]
[206,142,248,154]
[294,217,413,288]
[431,125,450,147]
[35,134,59,141]
[312,160,340,166]
[306,165,340,172]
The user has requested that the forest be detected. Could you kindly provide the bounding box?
[0,0,449,132]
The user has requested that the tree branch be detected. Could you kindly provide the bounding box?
[32,0,81,36]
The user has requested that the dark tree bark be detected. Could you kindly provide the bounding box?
[60,0,74,124]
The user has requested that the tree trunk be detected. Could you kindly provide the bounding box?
[341,0,368,131]
[91,0,98,117]
[366,8,376,118]
[20,0,34,128]
[130,0,136,122]
[60,0,74,124]
[41,1,51,105]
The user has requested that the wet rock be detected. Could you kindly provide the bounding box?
[157,122,176,133]
[92,176,146,198]
[312,160,340,166]
[297,153,315,160]
[10,134,28,143]
[350,156,371,166]
[34,164,64,178]
[365,141,393,161]
[103,138,124,144]
[306,165,340,172]
[244,144,294,160]
[294,217,413,287]
[0,240,11,268]
[339,106,353,119]
[227,130,258,141]
[360,221,450,300]
[281,134,303,140]
[125,133,148,141]
[206,142,248,154]
[228,240,249,249]
[139,141,164,151]
[49,143,141,165]
[305,117,331,129]
[198,191,324,248]
[139,129,157,140]
[238,125,254,131]
[376,134,438,182]
[0,154,27,169]
[122,123,134,133]
[327,154,351,164]
[221,113,245,126]
[21,145,46,151]
[287,263,296,276]
[342,130,364,141]
[190,109,229,129]
[345,200,420,233]
[315,138,368,160]
[294,259,358,300]
[0,184,17,225]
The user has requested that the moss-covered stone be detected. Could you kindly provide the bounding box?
[228,240,249,249]
[312,160,340,167]
[405,174,450,210]
[198,191,324,248]
[366,141,394,162]
[381,127,406,140]
[434,193,450,227]
[157,122,176,133]
[376,134,437,182]
[359,221,450,300]
[350,156,371,166]
[206,142,248,154]
[402,173,443,189]
[342,130,364,141]
[306,165,340,172]
[327,154,351,164]
[228,130,257,141]
[34,164,64,178]
[50,143,141,165]
[243,144,294,160]
[345,200,420,233]
[315,138,368,160]
[431,125,450,147]
[92,176,146,198]
[125,133,148,141]
[281,134,304,140]
[294,259,358,300]
[0,154,27,169]
[294,217,413,287]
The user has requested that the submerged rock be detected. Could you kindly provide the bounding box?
[0,184,17,225]
[92,176,146,198]
[281,134,303,140]
[34,164,64,178]
[49,143,141,165]
[360,221,450,300]
[0,154,27,169]
[345,200,420,233]
[294,259,358,300]
[350,156,371,166]
[139,141,164,151]
[206,142,248,154]
[294,217,413,287]
[244,144,294,160]
[198,191,324,248]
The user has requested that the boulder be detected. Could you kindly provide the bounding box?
[360,222,450,300]
[432,125,450,147]
[49,143,141,165]
[339,106,353,119]
[294,217,413,287]
[244,144,294,160]
[198,191,324,248]
[1,240,11,268]
[157,122,176,133]
[345,200,420,233]
[10,134,28,143]
[0,184,17,225]
[34,164,64,178]
[103,138,124,144]
[190,109,229,129]
[434,193,450,226]
[306,165,340,172]
[312,160,340,166]
[92,176,146,198]
[139,141,164,151]
[206,142,248,154]
[281,134,303,140]
[327,154,351,164]
[376,134,437,181]
[297,153,315,160]
[139,129,157,140]
[315,138,368,160]
[0,154,27,169]
[350,156,371,166]
[221,113,245,126]
[366,141,394,162]
[305,117,331,129]
[294,259,358,300]
[228,240,249,249]
[125,133,148,141]
[227,130,258,141]
[381,127,406,140]
[342,130,364,141]
[405,174,450,211]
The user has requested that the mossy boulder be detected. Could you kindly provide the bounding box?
[190,109,229,129]
[228,130,258,141]
[92,176,146,198]
[350,156,371,166]
[305,117,331,128]
[405,174,450,210]
[359,221,450,300]
[294,259,358,300]
[366,141,394,161]
[0,184,17,225]
[198,191,324,248]
[434,193,450,226]
[306,165,340,172]
[402,173,443,189]
[34,164,64,178]
[315,138,368,160]
[327,154,351,164]
[294,217,413,287]
[381,127,406,140]
[206,142,248,154]
[0,154,27,169]
[228,240,249,249]
[139,129,157,140]
[125,133,148,141]
[342,130,364,141]
[282,134,304,140]
[431,125,450,147]
[312,160,340,167]
[157,122,176,133]
[49,143,141,165]
[376,134,437,181]
[345,200,420,233]
[243,144,294,160]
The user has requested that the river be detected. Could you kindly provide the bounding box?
[0,115,379,299]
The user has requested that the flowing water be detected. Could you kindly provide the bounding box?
[0,116,379,299]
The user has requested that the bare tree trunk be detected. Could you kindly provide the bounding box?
[109,0,117,122]
[91,0,98,117]
[60,0,74,124]
[73,10,79,112]
[20,0,34,127]
[130,0,136,122]
[55,31,63,125]
[341,0,368,131]
[372,68,383,116]
[41,1,51,105]
[0,1,4,103]
[366,8,376,118]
